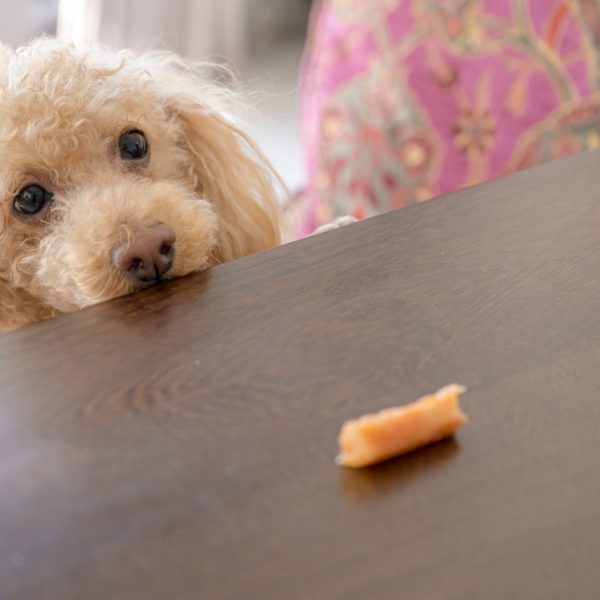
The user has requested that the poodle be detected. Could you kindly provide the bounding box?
[0,38,283,333]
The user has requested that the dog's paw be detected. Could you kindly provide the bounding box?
[313,215,359,235]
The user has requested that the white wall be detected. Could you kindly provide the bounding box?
[98,0,247,63]
[57,0,309,67]
[0,0,58,47]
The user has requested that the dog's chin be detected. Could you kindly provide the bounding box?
[31,219,218,313]
[38,253,212,313]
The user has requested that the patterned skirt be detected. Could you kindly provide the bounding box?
[299,0,600,235]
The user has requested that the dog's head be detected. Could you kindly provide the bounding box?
[0,38,281,315]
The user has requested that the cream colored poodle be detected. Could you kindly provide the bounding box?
[0,38,283,333]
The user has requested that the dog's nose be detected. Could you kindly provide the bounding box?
[111,223,176,283]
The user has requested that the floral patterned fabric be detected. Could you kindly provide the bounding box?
[299,0,600,235]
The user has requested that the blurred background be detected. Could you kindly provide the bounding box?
[0,0,310,193]
[5,1,597,239]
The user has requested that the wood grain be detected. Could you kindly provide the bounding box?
[2,151,600,599]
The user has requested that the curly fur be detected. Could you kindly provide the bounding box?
[0,38,282,332]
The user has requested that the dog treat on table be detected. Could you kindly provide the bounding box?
[336,384,468,468]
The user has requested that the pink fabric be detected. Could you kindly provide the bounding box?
[299,0,600,235]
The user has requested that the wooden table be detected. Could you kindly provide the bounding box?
[2,151,600,599]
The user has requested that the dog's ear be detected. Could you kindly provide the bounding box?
[142,54,283,263]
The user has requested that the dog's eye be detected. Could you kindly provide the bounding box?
[119,130,148,161]
[13,184,52,216]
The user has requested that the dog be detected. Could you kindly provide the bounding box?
[0,38,283,333]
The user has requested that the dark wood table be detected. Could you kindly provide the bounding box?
[2,151,600,599]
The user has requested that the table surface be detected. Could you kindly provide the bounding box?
[2,151,600,599]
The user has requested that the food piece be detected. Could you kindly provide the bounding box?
[336,384,467,468]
